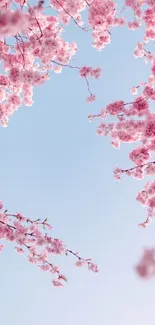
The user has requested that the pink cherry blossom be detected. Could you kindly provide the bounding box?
[0,202,3,210]
[125,0,137,8]
[0,244,5,252]
[75,259,87,267]
[129,146,150,165]
[88,262,99,273]
[87,94,96,103]
[132,96,149,116]
[145,163,155,175]
[131,86,138,95]
[106,100,125,115]
[135,249,155,279]
[145,114,155,138]
[52,279,63,287]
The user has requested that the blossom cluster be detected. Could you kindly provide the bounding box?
[86,0,155,280]
[135,248,155,279]
[0,0,153,126]
[0,201,98,287]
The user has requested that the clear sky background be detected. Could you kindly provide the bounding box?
[0,3,155,325]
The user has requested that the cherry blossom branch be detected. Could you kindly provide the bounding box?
[27,2,43,40]
[84,75,93,96]
[0,202,98,287]
[51,60,100,100]
[116,160,155,175]
[89,96,149,120]
[55,0,89,32]
[51,60,80,69]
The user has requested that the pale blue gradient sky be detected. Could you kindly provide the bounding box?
[0,5,155,325]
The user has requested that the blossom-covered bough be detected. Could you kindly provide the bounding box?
[1,0,155,283]
[0,201,98,286]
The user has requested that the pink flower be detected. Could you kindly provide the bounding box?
[8,94,22,109]
[45,224,53,231]
[111,139,120,149]
[29,246,37,255]
[0,10,29,37]
[129,146,150,165]
[88,114,93,122]
[114,168,122,181]
[106,100,124,115]
[39,264,50,271]
[125,0,137,7]
[149,139,155,151]
[139,218,152,228]
[145,115,155,138]
[15,246,24,254]
[136,191,148,205]
[86,95,96,103]
[134,42,144,58]
[133,167,144,180]
[75,259,86,267]
[143,85,154,98]
[135,249,155,279]
[0,244,5,252]
[131,87,138,95]
[145,163,155,175]
[51,238,65,254]
[136,263,150,278]
[9,68,21,84]
[148,196,155,208]
[38,250,48,262]
[36,237,45,246]
[128,20,141,30]
[100,109,107,119]
[52,279,63,287]
[58,274,67,282]
[88,262,99,273]
[90,68,102,79]
[0,201,3,210]
[53,65,62,73]
[152,60,155,76]
[79,66,92,78]
[79,66,101,79]
[16,213,26,222]
[28,255,37,264]
[132,96,149,116]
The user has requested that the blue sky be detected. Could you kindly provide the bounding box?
[0,4,155,325]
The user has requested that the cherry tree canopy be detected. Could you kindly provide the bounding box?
[1,0,155,283]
